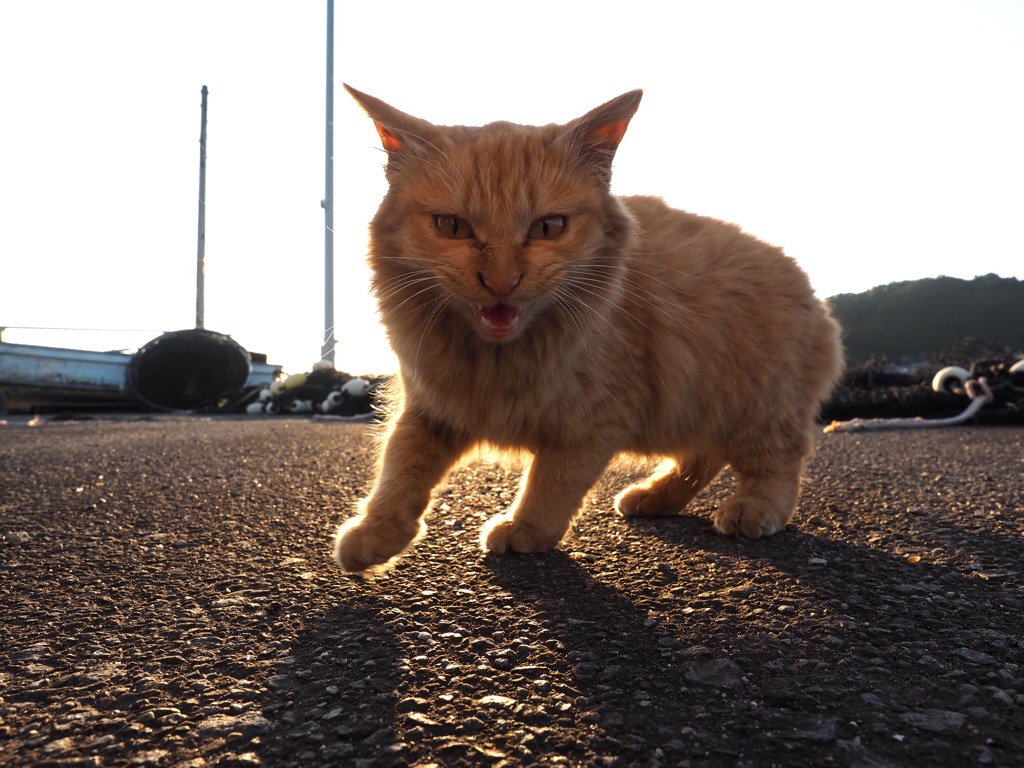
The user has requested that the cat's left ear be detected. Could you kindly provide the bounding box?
[566,90,643,183]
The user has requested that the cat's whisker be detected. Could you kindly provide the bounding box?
[548,290,592,354]
[378,278,444,315]
[374,277,434,303]
[560,252,704,300]
[564,263,712,322]
[374,269,433,291]
[544,280,638,376]
[559,275,658,337]
[550,283,640,374]
[569,271,709,324]
[373,272,438,303]
[374,268,442,301]
[619,275,712,320]
[413,294,454,368]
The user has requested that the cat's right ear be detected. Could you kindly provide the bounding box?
[344,84,426,158]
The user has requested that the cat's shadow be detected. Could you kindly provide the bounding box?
[619,498,1024,590]
[254,592,405,765]
[481,510,1023,753]
[255,508,1021,765]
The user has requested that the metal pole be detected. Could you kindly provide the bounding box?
[320,0,336,365]
[196,85,208,330]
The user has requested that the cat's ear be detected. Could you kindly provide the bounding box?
[565,90,643,183]
[344,84,432,161]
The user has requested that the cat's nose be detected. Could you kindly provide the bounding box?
[478,271,523,299]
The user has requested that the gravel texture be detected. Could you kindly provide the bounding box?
[1,417,1022,767]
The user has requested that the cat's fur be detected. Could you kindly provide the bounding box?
[334,85,843,572]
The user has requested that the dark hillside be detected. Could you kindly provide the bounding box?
[828,274,1024,363]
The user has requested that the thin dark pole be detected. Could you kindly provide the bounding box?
[196,85,208,329]
[320,0,335,364]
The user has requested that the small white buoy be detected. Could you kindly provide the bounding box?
[931,366,972,394]
[281,372,308,391]
[342,378,371,398]
[245,401,266,415]
[285,399,313,414]
[258,387,273,401]
[264,400,281,415]
[321,390,344,413]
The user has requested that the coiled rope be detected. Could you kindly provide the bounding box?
[824,377,994,433]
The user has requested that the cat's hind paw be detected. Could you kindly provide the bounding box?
[712,496,790,539]
[614,484,681,517]
[480,514,564,555]
[333,514,423,572]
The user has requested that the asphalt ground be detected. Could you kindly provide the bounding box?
[1,417,1022,767]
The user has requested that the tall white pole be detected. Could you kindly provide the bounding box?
[196,85,208,330]
[320,0,335,365]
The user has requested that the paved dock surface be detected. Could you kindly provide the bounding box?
[1,417,1022,767]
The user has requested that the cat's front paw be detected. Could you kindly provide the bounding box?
[480,514,564,555]
[333,514,422,572]
[712,495,790,539]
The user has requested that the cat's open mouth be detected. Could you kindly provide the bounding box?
[476,303,524,340]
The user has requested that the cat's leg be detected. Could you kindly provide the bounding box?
[334,411,467,572]
[712,455,803,538]
[482,447,613,554]
[615,456,724,517]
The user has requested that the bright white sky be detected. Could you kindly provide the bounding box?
[2,0,1021,376]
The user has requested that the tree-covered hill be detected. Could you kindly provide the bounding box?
[827,274,1024,364]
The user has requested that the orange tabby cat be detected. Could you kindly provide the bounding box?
[334,85,843,572]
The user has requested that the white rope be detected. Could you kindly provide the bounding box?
[824,377,994,434]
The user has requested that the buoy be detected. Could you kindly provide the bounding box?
[285,399,313,414]
[342,378,371,398]
[931,366,972,394]
[245,401,265,415]
[258,387,273,401]
[281,372,308,391]
[264,401,281,415]
[321,390,344,413]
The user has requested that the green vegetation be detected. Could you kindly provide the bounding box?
[827,274,1024,364]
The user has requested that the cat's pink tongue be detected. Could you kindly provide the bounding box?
[477,304,523,339]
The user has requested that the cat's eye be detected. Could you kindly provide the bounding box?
[528,215,567,240]
[433,215,475,240]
